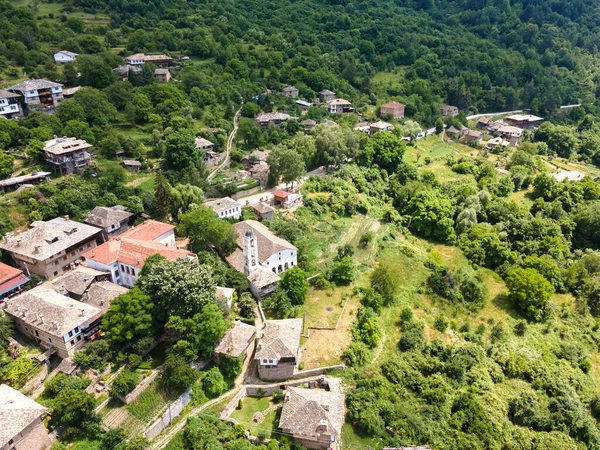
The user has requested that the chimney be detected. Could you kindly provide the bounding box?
[39,315,44,324]
[80,308,85,317]
[16,237,21,247]
[22,307,27,317]
[34,245,40,253]
[64,215,69,221]
[53,321,58,330]
[53,135,57,139]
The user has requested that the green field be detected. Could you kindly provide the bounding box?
[230,397,280,439]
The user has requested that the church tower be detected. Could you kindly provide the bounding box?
[243,230,259,276]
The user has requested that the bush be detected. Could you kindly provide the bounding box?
[514,320,528,336]
[341,341,370,367]
[272,390,285,403]
[370,264,399,305]
[73,339,113,371]
[359,231,374,248]
[434,315,449,332]
[360,288,384,313]
[202,367,227,398]
[111,370,141,399]
[399,327,425,351]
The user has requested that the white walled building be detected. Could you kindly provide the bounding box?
[0,89,22,119]
[83,220,196,288]
[203,197,242,219]
[54,50,78,63]
[6,79,63,110]
[225,220,297,297]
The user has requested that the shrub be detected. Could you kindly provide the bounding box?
[341,341,370,367]
[359,231,375,248]
[272,390,285,403]
[399,327,425,352]
[490,324,505,343]
[111,370,140,399]
[434,315,449,332]
[514,320,528,336]
[202,367,227,398]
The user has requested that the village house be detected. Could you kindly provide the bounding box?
[0,263,29,301]
[85,206,133,241]
[6,79,63,111]
[0,172,50,194]
[0,89,22,119]
[203,197,243,220]
[283,85,299,97]
[195,137,215,152]
[252,202,275,220]
[279,386,345,450]
[114,64,142,81]
[0,384,52,450]
[380,101,405,119]
[272,190,304,209]
[476,116,492,129]
[54,50,78,63]
[296,100,312,111]
[62,86,81,100]
[125,53,173,65]
[43,136,92,175]
[3,287,104,358]
[226,220,297,297]
[255,112,292,128]
[255,318,302,380]
[213,321,256,372]
[154,68,171,83]
[301,119,316,132]
[463,129,483,145]
[446,125,465,139]
[497,125,523,146]
[328,98,352,114]
[0,217,103,279]
[486,136,510,150]
[319,89,336,102]
[504,114,544,129]
[122,160,141,172]
[440,104,459,117]
[84,220,196,288]
[369,121,393,134]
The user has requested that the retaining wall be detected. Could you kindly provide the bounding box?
[145,386,193,440]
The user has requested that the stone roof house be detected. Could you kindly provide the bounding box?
[0,88,22,119]
[255,318,302,380]
[122,160,142,172]
[225,220,297,298]
[6,79,63,110]
[0,217,103,279]
[3,287,103,358]
[301,119,316,132]
[283,85,299,97]
[328,98,352,114]
[213,321,256,365]
[0,384,51,450]
[43,136,92,174]
[203,197,242,220]
[440,105,459,117]
[252,202,275,220]
[463,129,483,144]
[380,101,405,119]
[255,112,292,128]
[369,121,393,134]
[319,90,336,102]
[279,386,345,450]
[154,68,171,83]
[85,206,133,241]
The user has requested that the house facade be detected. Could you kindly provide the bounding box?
[440,105,459,117]
[328,98,352,114]
[125,53,173,65]
[84,220,195,288]
[6,79,63,111]
[0,90,22,119]
[0,263,29,301]
[54,50,78,63]
[85,206,133,241]
[0,384,51,450]
[319,90,336,102]
[203,197,243,219]
[380,101,405,119]
[154,68,171,83]
[43,137,92,174]
[463,129,483,144]
[0,217,103,279]
[3,287,103,358]
[255,112,292,128]
[255,319,302,380]
[283,85,299,97]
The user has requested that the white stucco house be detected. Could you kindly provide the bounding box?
[203,197,242,220]
[54,50,78,63]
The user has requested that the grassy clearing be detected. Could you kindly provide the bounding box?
[126,380,174,421]
[342,423,384,450]
[229,397,280,438]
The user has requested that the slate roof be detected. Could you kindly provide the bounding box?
[3,287,102,338]
[122,160,141,167]
[255,112,291,122]
[44,137,91,155]
[370,121,393,130]
[0,89,20,99]
[381,101,405,109]
[225,220,297,273]
[6,79,63,91]
[82,281,128,312]
[203,197,241,214]
[0,217,102,262]
[195,137,214,148]
[85,206,133,229]
[319,89,335,95]
[247,266,280,289]
[154,68,169,75]
[214,321,256,357]
[50,266,108,297]
[252,202,275,214]
[0,384,48,447]
[255,319,302,361]
[279,387,345,440]
[328,98,351,106]
[382,447,432,450]
[62,86,81,96]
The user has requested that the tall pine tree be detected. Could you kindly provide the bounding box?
[154,172,173,221]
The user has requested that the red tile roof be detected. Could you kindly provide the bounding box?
[272,190,290,199]
[0,263,23,284]
[121,220,175,241]
[83,238,194,267]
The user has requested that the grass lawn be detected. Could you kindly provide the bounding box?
[126,379,176,421]
[303,286,350,328]
[342,423,384,449]
[230,397,280,439]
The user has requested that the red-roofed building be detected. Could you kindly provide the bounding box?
[272,190,303,209]
[83,220,195,287]
[0,262,29,301]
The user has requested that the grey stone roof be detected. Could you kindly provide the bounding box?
[247,266,280,289]
[0,217,102,262]
[255,112,291,122]
[255,319,302,361]
[122,160,141,167]
[154,68,169,75]
[252,202,275,214]
[0,384,48,446]
[214,321,256,357]
[225,220,296,273]
[3,287,102,338]
[85,206,133,229]
[203,197,242,214]
[6,79,63,91]
[279,387,345,440]
[62,86,81,96]
[50,266,108,297]
[0,89,20,99]
[82,281,128,312]
[44,137,92,156]
[328,98,351,106]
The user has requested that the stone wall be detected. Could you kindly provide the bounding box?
[145,386,192,441]
[122,369,161,404]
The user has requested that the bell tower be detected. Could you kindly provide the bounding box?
[243,230,259,276]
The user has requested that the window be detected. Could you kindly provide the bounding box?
[77,335,81,342]
[35,331,39,337]
[8,439,13,445]
[70,340,74,346]
[49,338,52,343]
[68,331,73,337]
[120,264,125,272]
[75,327,79,333]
